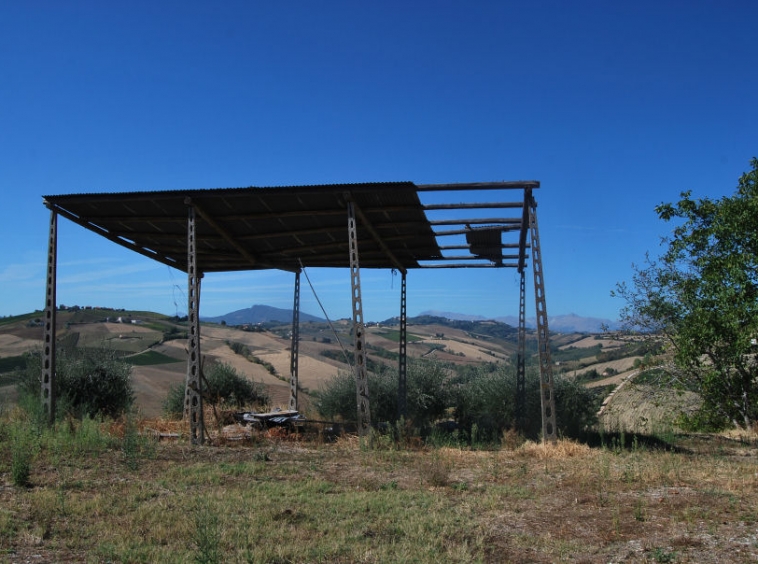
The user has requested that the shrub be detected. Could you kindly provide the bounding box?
[314,369,357,422]
[163,361,269,418]
[10,425,35,487]
[56,347,134,419]
[315,360,452,430]
[15,347,134,420]
[316,359,598,442]
[455,364,600,441]
[205,361,268,408]
[163,383,186,419]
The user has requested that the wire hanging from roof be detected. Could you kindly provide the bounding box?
[298,259,354,373]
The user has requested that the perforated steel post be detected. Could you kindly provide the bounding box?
[288,270,301,411]
[397,270,408,419]
[184,203,204,445]
[347,200,371,434]
[515,269,527,432]
[41,210,57,424]
[529,196,557,441]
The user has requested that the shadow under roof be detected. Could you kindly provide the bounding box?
[43,181,537,274]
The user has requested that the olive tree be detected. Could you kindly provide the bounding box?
[315,360,452,430]
[17,346,134,420]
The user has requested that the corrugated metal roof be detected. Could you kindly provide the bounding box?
[43,181,535,273]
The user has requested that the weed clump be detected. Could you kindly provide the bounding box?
[10,425,35,487]
[193,499,222,564]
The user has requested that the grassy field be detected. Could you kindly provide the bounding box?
[1,411,757,564]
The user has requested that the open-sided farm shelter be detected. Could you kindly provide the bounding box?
[41,181,556,442]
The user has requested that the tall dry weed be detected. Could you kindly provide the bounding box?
[515,439,595,460]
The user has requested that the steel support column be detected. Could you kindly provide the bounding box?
[288,270,301,411]
[397,270,408,419]
[515,269,527,432]
[528,196,557,441]
[184,203,204,445]
[41,210,57,424]
[347,201,371,434]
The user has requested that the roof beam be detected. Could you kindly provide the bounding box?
[416,181,540,191]
[91,203,448,225]
[434,225,522,237]
[419,263,520,268]
[423,202,523,210]
[429,218,522,227]
[439,243,522,250]
[103,221,434,244]
[344,193,407,275]
[185,198,298,273]
[186,198,260,269]
[438,254,521,261]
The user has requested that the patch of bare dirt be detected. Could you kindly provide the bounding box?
[599,381,701,434]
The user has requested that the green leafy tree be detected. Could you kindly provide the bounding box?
[204,361,268,408]
[315,360,597,440]
[454,364,598,441]
[315,360,452,430]
[163,361,269,419]
[16,346,134,420]
[614,158,758,429]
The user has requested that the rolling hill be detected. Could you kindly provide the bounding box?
[202,304,325,325]
[0,306,681,431]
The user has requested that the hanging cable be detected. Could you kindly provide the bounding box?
[167,265,185,318]
[298,259,354,373]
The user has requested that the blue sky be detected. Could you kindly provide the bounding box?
[1,1,756,323]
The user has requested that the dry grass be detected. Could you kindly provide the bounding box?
[2,416,757,563]
[514,438,596,459]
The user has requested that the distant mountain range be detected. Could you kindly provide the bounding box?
[202,304,325,325]
[204,304,617,333]
[418,310,619,333]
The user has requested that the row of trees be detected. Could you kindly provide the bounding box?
[16,340,598,442]
[15,345,596,441]
[17,347,268,423]
[315,360,599,441]
[614,158,758,430]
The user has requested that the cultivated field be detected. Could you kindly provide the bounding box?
[0,312,524,418]
[0,309,694,429]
